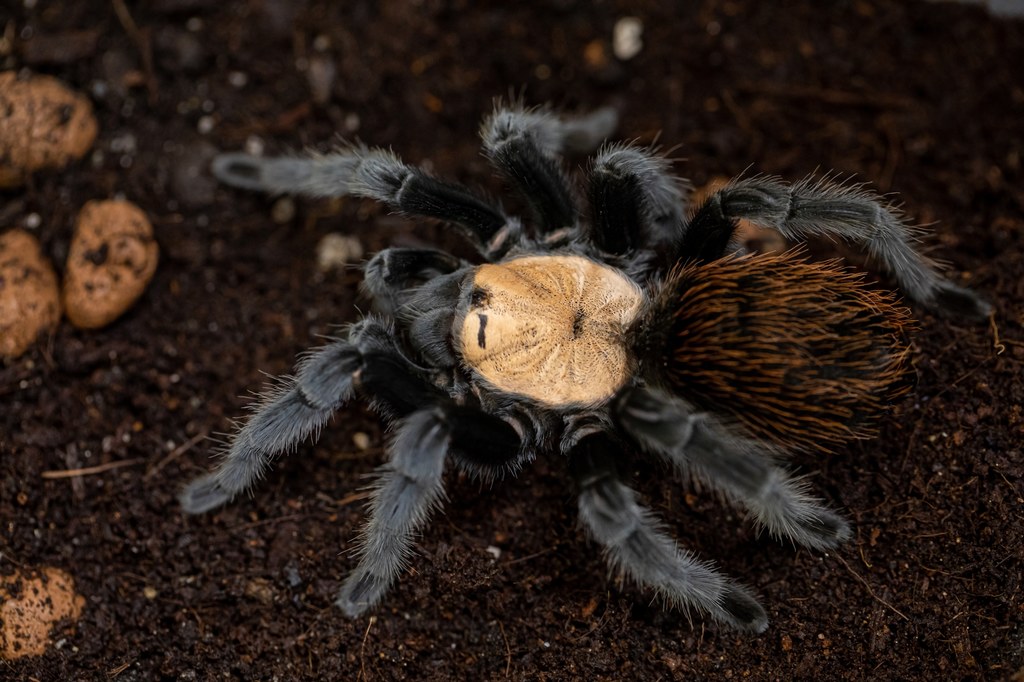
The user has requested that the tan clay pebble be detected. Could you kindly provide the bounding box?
[0,567,86,660]
[0,229,61,359]
[0,71,99,187]
[62,200,159,329]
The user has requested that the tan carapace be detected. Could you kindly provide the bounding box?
[459,254,644,406]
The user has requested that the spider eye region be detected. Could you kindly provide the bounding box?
[459,255,643,407]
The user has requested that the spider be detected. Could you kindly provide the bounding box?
[180,103,990,632]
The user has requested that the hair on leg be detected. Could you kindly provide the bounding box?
[569,431,768,633]
[337,408,450,616]
[212,147,518,254]
[362,247,465,317]
[587,144,687,257]
[446,405,527,480]
[179,318,425,515]
[677,192,739,264]
[480,107,587,233]
[338,403,524,615]
[482,104,618,158]
[179,337,362,515]
[685,175,991,319]
[363,248,463,296]
[615,387,851,551]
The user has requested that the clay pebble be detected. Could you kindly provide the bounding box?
[0,567,86,660]
[0,229,61,359]
[62,200,159,329]
[0,71,99,187]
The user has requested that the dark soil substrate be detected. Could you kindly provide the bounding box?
[2,1,1022,679]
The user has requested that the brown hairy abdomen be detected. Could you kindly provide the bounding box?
[638,252,914,451]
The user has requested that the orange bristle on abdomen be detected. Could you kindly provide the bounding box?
[634,252,914,452]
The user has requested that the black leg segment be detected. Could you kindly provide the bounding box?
[394,172,509,243]
[677,193,738,264]
[587,163,645,255]
[487,135,577,233]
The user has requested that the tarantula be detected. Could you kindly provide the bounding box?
[180,104,990,632]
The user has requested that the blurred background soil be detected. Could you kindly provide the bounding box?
[1,1,1022,679]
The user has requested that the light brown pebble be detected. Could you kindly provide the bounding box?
[62,200,159,329]
[0,72,98,187]
[0,229,61,359]
[0,567,85,660]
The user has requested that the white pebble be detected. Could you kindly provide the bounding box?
[244,135,265,157]
[271,197,296,224]
[316,233,364,271]
[352,432,371,450]
[613,17,644,60]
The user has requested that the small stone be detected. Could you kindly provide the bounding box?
[62,200,159,329]
[612,17,644,60]
[244,578,275,605]
[271,197,296,224]
[316,233,364,270]
[0,229,61,359]
[307,54,336,104]
[0,72,98,187]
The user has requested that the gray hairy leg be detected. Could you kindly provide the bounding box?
[569,432,767,633]
[337,409,449,616]
[338,405,523,615]
[615,387,851,551]
[482,105,618,158]
[587,144,687,258]
[212,146,517,255]
[481,106,617,233]
[686,175,991,319]
[179,319,396,515]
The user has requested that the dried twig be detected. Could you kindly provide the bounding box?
[111,0,157,103]
[737,82,915,110]
[41,458,144,479]
[144,431,209,481]
[836,554,909,621]
[498,619,511,678]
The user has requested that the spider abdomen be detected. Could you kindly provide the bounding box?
[458,254,643,407]
[636,252,914,451]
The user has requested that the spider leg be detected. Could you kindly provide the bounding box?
[179,319,435,514]
[586,144,686,260]
[679,175,991,318]
[569,432,768,633]
[362,247,464,316]
[339,404,522,616]
[615,387,851,551]
[211,146,519,258]
[363,248,463,295]
[481,106,618,234]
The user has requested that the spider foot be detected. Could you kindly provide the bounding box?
[179,472,232,515]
